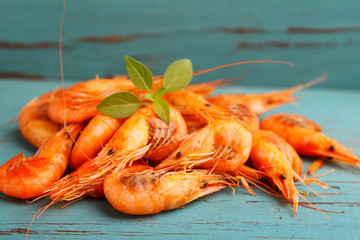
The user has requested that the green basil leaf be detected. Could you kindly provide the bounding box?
[142,93,154,101]
[163,59,193,93]
[153,86,168,100]
[97,92,144,118]
[124,55,153,92]
[153,99,170,125]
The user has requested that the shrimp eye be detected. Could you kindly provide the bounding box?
[205,103,211,107]
[107,149,115,155]
[200,181,208,188]
[176,152,183,158]
[279,174,287,180]
[64,131,70,137]
[329,145,335,151]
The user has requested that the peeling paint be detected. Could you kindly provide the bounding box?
[288,26,360,34]
[218,27,265,34]
[0,41,59,49]
[0,72,48,80]
[77,33,161,43]
[238,41,336,49]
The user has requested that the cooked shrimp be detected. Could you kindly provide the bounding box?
[261,114,360,168]
[184,79,227,97]
[104,169,226,215]
[45,105,188,203]
[165,89,239,123]
[156,119,252,172]
[258,130,302,178]
[209,73,327,114]
[18,89,61,148]
[207,97,259,132]
[0,124,82,199]
[70,113,124,169]
[250,130,300,213]
[47,76,162,124]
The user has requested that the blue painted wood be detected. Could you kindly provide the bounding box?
[0,79,359,239]
[0,0,360,89]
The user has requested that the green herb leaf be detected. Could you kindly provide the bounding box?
[163,59,193,93]
[97,92,144,118]
[153,99,171,124]
[142,93,154,101]
[153,86,168,100]
[124,55,153,92]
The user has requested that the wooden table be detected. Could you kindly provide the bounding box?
[0,79,359,239]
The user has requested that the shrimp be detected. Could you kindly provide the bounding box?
[47,76,162,124]
[207,97,259,132]
[165,89,239,123]
[70,113,124,169]
[259,130,302,178]
[0,124,82,199]
[156,119,252,172]
[18,89,61,148]
[250,130,301,213]
[44,105,188,203]
[184,79,227,97]
[104,169,226,215]
[260,114,360,168]
[208,73,327,114]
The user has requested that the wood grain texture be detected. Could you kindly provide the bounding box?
[0,79,359,240]
[0,0,359,89]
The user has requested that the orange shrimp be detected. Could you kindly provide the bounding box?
[208,73,327,114]
[250,130,301,213]
[184,79,227,97]
[18,89,61,148]
[259,130,302,178]
[207,98,259,132]
[47,76,162,124]
[165,89,239,123]
[0,124,82,199]
[261,114,360,168]
[70,113,124,169]
[44,105,188,203]
[104,169,226,215]
[156,119,252,172]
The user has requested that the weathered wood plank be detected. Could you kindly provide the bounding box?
[0,0,359,89]
[0,79,359,240]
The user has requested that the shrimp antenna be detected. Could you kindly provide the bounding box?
[27,2,67,239]
[192,60,294,76]
[153,59,293,80]
[221,63,260,86]
[293,170,325,199]
[297,192,332,220]
[59,0,66,130]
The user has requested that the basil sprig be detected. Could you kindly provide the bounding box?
[97,56,193,124]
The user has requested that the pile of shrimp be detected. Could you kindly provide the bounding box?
[1,66,359,220]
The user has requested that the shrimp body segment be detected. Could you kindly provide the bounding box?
[46,105,187,203]
[70,113,124,169]
[47,76,155,124]
[208,74,326,114]
[208,95,259,132]
[166,89,238,123]
[250,130,299,213]
[261,114,360,168]
[104,170,226,215]
[157,119,252,172]
[0,124,82,199]
[19,90,61,148]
